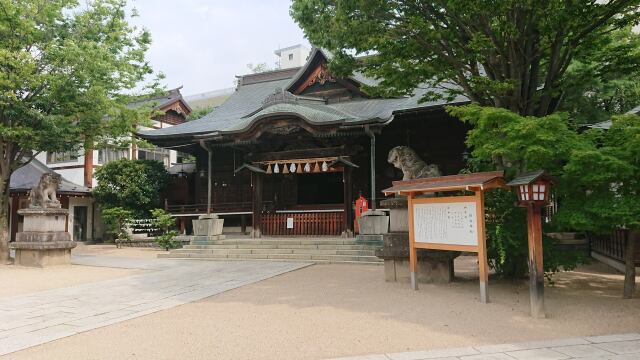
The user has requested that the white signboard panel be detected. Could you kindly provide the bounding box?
[413,201,478,246]
[286,217,294,229]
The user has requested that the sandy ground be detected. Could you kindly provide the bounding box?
[72,242,168,259]
[0,244,160,299]
[0,264,142,299]
[3,251,639,360]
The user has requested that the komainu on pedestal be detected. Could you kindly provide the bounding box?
[10,172,76,267]
[376,146,459,283]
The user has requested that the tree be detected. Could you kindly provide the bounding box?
[0,0,156,262]
[290,0,640,116]
[560,27,640,124]
[451,105,587,277]
[151,208,179,250]
[557,114,640,297]
[186,106,214,121]
[93,159,170,218]
[102,207,133,242]
[246,62,273,74]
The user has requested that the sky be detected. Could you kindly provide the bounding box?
[128,0,310,96]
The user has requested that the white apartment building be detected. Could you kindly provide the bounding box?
[274,44,311,69]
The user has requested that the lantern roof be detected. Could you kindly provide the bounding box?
[506,171,553,186]
[382,171,505,196]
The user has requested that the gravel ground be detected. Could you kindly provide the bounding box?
[2,246,638,360]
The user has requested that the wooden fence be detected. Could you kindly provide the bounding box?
[261,211,344,236]
[591,229,640,265]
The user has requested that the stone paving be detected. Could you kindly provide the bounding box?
[0,255,311,356]
[329,333,640,360]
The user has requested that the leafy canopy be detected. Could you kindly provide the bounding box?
[291,0,640,116]
[93,159,170,217]
[0,0,156,169]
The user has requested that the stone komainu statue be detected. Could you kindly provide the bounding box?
[388,146,441,180]
[28,172,62,208]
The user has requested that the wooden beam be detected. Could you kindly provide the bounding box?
[248,146,356,162]
[408,192,418,290]
[342,167,353,237]
[251,172,263,238]
[476,190,489,304]
[527,203,545,317]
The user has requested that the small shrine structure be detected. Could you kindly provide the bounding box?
[383,171,505,303]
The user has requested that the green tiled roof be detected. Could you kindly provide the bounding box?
[138,49,468,143]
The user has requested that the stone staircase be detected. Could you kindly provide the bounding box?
[159,235,383,265]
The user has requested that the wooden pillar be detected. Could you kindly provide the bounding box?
[623,231,636,299]
[83,147,93,189]
[407,192,418,290]
[342,167,353,237]
[476,191,489,304]
[527,203,545,317]
[10,196,19,242]
[240,214,247,235]
[251,172,263,238]
[206,148,213,215]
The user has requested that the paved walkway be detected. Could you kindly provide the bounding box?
[330,333,640,360]
[0,255,311,356]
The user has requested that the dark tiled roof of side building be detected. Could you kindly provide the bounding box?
[10,159,90,194]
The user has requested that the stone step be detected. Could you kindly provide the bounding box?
[182,244,380,251]
[158,252,383,264]
[191,239,367,246]
[171,248,377,256]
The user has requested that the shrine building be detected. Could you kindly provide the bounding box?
[138,49,470,237]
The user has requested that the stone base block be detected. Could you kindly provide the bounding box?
[384,258,454,284]
[192,218,224,237]
[179,235,226,245]
[358,210,389,235]
[13,247,74,267]
[355,234,384,246]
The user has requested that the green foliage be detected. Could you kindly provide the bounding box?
[291,1,640,116]
[186,106,214,121]
[560,27,640,124]
[557,114,640,234]
[101,207,133,242]
[151,208,179,250]
[93,159,170,217]
[0,0,158,260]
[451,105,592,277]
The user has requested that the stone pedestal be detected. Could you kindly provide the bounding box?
[10,208,76,267]
[357,209,390,235]
[192,214,224,239]
[376,197,459,283]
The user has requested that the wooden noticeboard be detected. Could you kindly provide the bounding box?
[383,171,505,304]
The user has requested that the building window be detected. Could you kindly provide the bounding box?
[138,148,170,167]
[288,53,293,61]
[47,151,78,164]
[98,148,129,164]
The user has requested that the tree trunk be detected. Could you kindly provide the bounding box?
[0,173,12,264]
[623,231,636,299]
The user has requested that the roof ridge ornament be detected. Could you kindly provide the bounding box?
[261,87,298,107]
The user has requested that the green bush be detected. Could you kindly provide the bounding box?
[93,159,169,218]
[101,207,133,242]
[151,208,179,250]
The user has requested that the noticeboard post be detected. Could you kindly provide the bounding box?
[383,171,505,304]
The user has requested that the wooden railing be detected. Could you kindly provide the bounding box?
[261,211,344,236]
[165,201,268,214]
[591,229,640,264]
